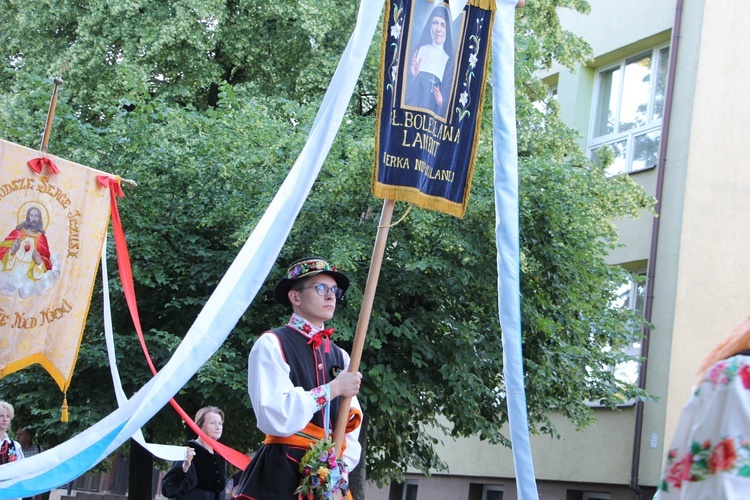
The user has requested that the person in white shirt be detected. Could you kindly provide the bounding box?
[657,315,750,498]
[234,257,363,500]
[16,426,43,458]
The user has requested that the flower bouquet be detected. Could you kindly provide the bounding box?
[295,438,349,499]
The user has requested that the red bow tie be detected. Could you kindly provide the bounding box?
[308,327,334,353]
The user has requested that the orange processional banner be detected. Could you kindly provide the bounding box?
[0,138,113,392]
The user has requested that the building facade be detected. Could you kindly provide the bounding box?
[365,0,750,498]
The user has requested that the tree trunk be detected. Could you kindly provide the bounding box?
[349,415,368,500]
[128,438,153,499]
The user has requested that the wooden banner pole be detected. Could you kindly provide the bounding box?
[40,76,64,153]
[333,198,395,455]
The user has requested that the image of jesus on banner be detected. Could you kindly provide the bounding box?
[0,203,60,298]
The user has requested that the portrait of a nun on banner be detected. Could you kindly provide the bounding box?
[373,0,495,218]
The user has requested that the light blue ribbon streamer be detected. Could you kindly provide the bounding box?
[0,423,127,497]
[323,401,342,494]
[492,1,539,498]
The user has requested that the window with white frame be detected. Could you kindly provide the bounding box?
[548,85,558,104]
[482,485,504,500]
[533,84,558,114]
[589,45,670,175]
[610,270,646,384]
[402,480,418,500]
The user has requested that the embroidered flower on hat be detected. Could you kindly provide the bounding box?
[288,258,336,280]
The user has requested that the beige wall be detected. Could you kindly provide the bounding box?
[540,0,682,487]
[556,0,674,63]
[663,0,750,452]
[443,409,637,483]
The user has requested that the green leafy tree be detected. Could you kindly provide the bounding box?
[0,0,654,494]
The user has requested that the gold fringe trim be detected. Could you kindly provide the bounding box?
[61,394,69,423]
[468,0,497,12]
[372,182,467,218]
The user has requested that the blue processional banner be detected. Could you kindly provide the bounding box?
[373,0,495,218]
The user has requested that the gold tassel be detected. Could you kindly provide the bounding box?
[61,395,69,423]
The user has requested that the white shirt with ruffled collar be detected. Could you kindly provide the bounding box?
[246,315,362,469]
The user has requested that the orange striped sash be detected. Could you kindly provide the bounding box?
[263,407,363,452]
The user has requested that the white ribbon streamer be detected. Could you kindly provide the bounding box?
[101,231,187,461]
[493,0,539,498]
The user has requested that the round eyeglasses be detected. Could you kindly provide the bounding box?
[296,284,344,299]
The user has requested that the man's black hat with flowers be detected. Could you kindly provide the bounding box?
[274,256,350,307]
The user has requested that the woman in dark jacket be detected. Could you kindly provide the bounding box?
[162,406,227,500]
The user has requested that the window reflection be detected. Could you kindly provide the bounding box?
[589,44,670,174]
[632,130,660,171]
[619,52,652,132]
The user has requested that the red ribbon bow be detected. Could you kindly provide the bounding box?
[96,175,125,198]
[27,157,60,174]
[308,327,334,353]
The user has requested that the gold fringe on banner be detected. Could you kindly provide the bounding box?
[61,394,69,422]
[371,183,468,218]
[468,0,497,11]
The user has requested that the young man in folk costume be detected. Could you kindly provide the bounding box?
[234,257,363,499]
